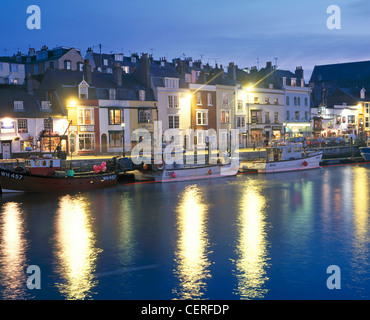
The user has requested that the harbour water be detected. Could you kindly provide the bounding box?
[1,164,370,300]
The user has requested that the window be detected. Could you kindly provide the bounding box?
[103,59,108,66]
[305,97,308,106]
[251,110,262,124]
[11,64,19,73]
[291,78,296,86]
[109,89,116,100]
[295,111,300,121]
[164,78,179,88]
[138,109,152,123]
[254,96,259,104]
[274,112,279,123]
[169,115,180,129]
[14,101,24,110]
[196,110,208,125]
[168,95,179,108]
[207,93,213,106]
[237,100,243,111]
[274,98,278,105]
[286,96,290,106]
[109,109,123,125]
[221,110,230,123]
[49,62,54,69]
[0,63,2,71]
[196,92,202,105]
[109,131,122,147]
[41,101,51,110]
[18,119,28,133]
[64,60,71,70]
[305,111,309,121]
[348,115,356,124]
[222,93,229,105]
[265,97,270,104]
[294,97,297,106]
[236,116,245,128]
[286,111,290,121]
[78,108,94,125]
[139,90,145,101]
[297,97,301,106]
[34,65,39,75]
[77,62,84,72]
[122,66,129,74]
[79,133,95,151]
[265,112,270,123]
[44,118,53,131]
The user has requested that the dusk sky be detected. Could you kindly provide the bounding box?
[1,0,369,80]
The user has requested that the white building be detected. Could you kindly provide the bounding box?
[0,57,25,85]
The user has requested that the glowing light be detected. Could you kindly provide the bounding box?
[234,181,269,299]
[68,99,77,107]
[54,195,101,300]
[0,202,28,299]
[173,185,211,299]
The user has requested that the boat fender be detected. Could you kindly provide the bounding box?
[171,172,177,178]
[155,160,165,170]
[302,161,308,166]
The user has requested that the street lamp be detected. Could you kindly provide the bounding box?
[121,122,125,157]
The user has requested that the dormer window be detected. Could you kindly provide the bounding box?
[78,80,89,99]
[291,78,296,86]
[131,56,136,63]
[139,90,145,101]
[41,101,51,110]
[164,77,179,88]
[14,101,24,110]
[109,89,116,100]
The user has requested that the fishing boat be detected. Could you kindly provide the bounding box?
[242,143,323,173]
[359,141,370,161]
[134,156,241,183]
[0,155,117,193]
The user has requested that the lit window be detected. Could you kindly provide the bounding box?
[77,108,94,125]
[196,110,208,125]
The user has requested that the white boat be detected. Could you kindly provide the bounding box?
[134,158,241,183]
[242,143,323,173]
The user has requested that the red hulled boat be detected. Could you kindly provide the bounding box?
[0,155,117,193]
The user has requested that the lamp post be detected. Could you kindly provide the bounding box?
[121,122,125,157]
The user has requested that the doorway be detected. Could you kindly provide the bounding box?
[101,134,107,153]
[2,142,11,159]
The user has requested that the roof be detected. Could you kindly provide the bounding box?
[310,60,370,85]
[0,85,64,118]
[39,69,155,102]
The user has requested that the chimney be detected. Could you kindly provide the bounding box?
[176,59,185,78]
[26,74,33,94]
[228,62,236,81]
[113,62,122,86]
[83,59,92,84]
[295,66,304,80]
[266,61,272,70]
[135,53,151,88]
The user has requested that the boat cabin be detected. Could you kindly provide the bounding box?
[24,155,61,176]
[266,144,304,162]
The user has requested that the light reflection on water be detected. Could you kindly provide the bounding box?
[54,194,101,300]
[173,184,211,299]
[1,165,370,299]
[0,202,29,299]
[233,179,270,299]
